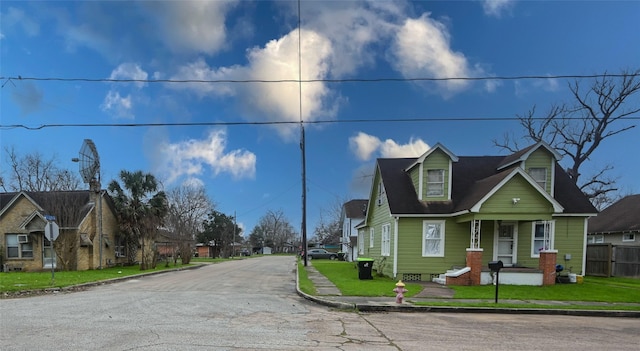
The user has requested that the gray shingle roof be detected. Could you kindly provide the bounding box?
[377,154,596,216]
[343,199,368,218]
[588,194,640,234]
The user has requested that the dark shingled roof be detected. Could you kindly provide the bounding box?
[343,199,368,218]
[1,191,98,228]
[378,154,597,216]
[588,194,640,234]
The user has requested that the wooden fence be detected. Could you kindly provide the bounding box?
[586,244,640,278]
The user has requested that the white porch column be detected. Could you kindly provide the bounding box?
[470,219,481,249]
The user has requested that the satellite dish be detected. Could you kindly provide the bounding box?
[76,139,100,184]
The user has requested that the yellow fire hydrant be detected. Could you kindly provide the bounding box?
[393,280,408,304]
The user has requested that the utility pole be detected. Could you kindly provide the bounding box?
[301,124,308,266]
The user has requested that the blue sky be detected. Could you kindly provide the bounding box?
[1,1,639,237]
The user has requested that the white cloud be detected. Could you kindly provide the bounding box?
[100,90,133,119]
[143,0,238,55]
[171,28,336,140]
[109,63,148,88]
[380,137,430,158]
[390,14,475,95]
[158,129,256,184]
[349,132,429,161]
[349,132,382,161]
[482,0,514,18]
[1,7,40,37]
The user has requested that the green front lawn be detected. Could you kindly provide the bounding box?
[0,263,190,293]
[449,276,640,303]
[306,260,640,304]
[309,260,422,297]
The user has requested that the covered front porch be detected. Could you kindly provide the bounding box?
[442,214,558,286]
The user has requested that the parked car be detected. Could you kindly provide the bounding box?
[307,249,338,260]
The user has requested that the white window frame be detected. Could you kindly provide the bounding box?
[532,220,554,258]
[426,169,445,197]
[422,220,445,257]
[358,230,364,254]
[528,168,547,190]
[369,228,375,248]
[5,233,34,259]
[587,235,604,244]
[377,180,385,206]
[622,233,636,242]
[381,224,391,256]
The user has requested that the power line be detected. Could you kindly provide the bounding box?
[1,73,638,85]
[2,116,638,131]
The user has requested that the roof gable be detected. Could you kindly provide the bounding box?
[405,142,458,171]
[497,140,562,171]
[466,168,564,213]
[588,194,640,234]
[0,192,43,218]
[0,191,95,228]
[373,145,596,217]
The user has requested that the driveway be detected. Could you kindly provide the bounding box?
[1,256,638,350]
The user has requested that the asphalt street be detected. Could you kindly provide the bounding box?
[1,256,638,350]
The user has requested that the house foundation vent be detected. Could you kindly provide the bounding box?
[402,273,422,282]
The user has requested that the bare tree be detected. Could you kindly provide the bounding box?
[250,209,297,253]
[2,146,81,191]
[165,184,214,264]
[494,69,640,208]
[312,196,347,245]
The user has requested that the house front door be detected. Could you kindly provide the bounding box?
[495,221,517,266]
[42,237,56,269]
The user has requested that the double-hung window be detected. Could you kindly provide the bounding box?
[358,230,364,254]
[422,221,445,257]
[528,168,547,190]
[381,224,391,256]
[369,228,375,248]
[427,169,445,197]
[532,221,554,257]
[5,234,34,259]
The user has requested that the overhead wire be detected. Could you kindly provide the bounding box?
[1,72,638,85]
[2,116,639,131]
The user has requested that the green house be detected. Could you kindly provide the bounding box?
[356,141,597,285]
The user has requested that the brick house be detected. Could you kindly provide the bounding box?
[0,190,122,271]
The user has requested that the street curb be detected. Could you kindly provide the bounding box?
[296,263,640,318]
[295,262,355,310]
[2,263,205,298]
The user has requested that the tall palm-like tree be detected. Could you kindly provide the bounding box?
[108,170,168,270]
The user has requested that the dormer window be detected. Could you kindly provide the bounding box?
[528,168,547,190]
[427,169,445,197]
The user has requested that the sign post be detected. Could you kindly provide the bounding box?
[44,215,59,282]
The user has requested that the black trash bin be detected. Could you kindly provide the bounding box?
[357,258,374,280]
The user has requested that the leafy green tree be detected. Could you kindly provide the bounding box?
[199,210,241,258]
[108,170,168,270]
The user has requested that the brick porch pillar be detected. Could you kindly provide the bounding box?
[466,248,483,286]
[539,250,558,286]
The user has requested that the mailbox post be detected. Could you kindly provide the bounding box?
[488,260,503,303]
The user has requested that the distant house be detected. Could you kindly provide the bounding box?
[356,141,597,286]
[588,194,640,245]
[339,199,367,261]
[0,190,121,272]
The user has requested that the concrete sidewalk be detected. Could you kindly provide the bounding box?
[298,263,640,318]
